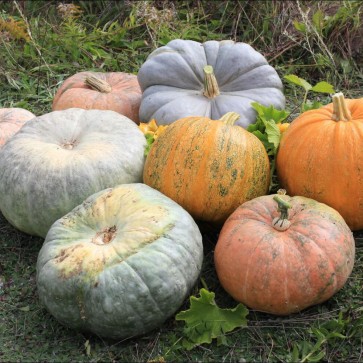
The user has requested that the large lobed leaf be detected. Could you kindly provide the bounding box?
[175,288,249,350]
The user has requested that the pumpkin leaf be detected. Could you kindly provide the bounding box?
[248,102,289,155]
[175,288,248,350]
[144,134,155,156]
[311,81,335,94]
[284,74,312,92]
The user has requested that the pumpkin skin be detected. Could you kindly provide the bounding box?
[143,113,270,224]
[36,183,203,340]
[52,71,142,123]
[0,108,146,237]
[276,93,363,230]
[137,39,285,128]
[0,108,35,147]
[214,194,355,315]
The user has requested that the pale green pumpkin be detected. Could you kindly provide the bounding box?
[0,108,146,237]
[36,183,203,339]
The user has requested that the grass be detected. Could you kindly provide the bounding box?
[1,215,363,362]
[0,0,362,361]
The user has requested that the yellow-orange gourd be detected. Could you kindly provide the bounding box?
[143,112,270,224]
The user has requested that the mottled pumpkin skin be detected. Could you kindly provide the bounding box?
[214,194,355,315]
[0,108,146,237]
[276,98,363,230]
[143,116,270,224]
[0,108,35,147]
[36,183,203,340]
[52,71,142,123]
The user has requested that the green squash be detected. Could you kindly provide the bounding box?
[0,108,146,237]
[36,183,203,339]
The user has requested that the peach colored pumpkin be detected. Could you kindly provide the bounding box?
[52,71,142,124]
[214,192,355,315]
[0,108,35,147]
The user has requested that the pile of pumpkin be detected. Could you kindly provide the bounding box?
[0,39,361,340]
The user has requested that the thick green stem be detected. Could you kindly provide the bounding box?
[331,92,351,121]
[203,65,220,98]
[84,75,112,93]
[219,112,240,125]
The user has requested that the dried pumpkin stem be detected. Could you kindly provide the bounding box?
[219,112,240,125]
[84,75,112,93]
[331,92,351,121]
[272,195,292,231]
[203,65,220,98]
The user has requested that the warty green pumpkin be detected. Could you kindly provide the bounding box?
[36,183,203,340]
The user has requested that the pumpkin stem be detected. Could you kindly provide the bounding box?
[219,112,240,125]
[331,92,351,121]
[84,75,112,93]
[272,191,292,231]
[203,65,220,98]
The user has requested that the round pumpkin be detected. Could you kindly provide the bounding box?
[143,112,270,224]
[0,108,146,237]
[214,192,355,315]
[0,108,35,147]
[137,39,285,128]
[276,92,363,230]
[36,183,203,340]
[52,71,142,123]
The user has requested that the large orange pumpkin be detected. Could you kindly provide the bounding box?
[143,112,270,224]
[52,71,142,123]
[0,108,35,147]
[276,92,363,230]
[214,191,355,315]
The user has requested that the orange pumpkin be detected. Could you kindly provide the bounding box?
[276,92,363,230]
[143,112,270,224]
[214,191,355,315]
[0,108,35,147]
[52,71,142,123]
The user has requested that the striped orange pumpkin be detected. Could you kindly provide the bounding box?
[143,112,270,223]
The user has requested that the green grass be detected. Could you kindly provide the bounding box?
[0,1,362,361]
[1,214,362,362]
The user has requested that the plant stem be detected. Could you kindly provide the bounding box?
[203,65,220,98]
[332,92,351,121]
[84,75,112,93]
[219,112,240,125]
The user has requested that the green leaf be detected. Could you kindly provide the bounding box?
[175,288,248,350]
[284,74,312,91]
[144,134,155,157]
[293,20,307,33]
[311,81,335,94]
[302,100,323,112]
[312,10,324,33]
[306,349,326,362]
[265,122,281,150]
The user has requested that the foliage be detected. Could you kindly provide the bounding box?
[284,74,335,112]
[0,1,362,362]
[175,288,249,350]
[247,103,290,192]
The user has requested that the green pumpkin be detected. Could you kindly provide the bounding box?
[0,108,146,237]
[36,183,203,340]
